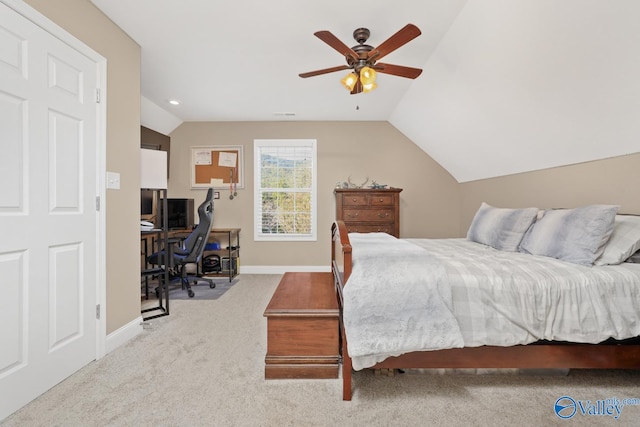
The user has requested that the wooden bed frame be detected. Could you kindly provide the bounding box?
[331,220,640,401]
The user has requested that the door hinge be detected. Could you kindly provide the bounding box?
[95,88,101,103]
[96,196,100,211]
[96,304,101,320]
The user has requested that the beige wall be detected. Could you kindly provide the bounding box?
[169,121,461,267]
[25,0,142,334]
[460,153,640,232]
[22,0,640,334]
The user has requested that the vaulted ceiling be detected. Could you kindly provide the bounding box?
[91,0,640,182]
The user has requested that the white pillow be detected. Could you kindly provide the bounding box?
[594,215,640,265]
[466,202,539,252]
[520,205,619,266]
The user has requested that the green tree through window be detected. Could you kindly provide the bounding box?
[254,140,317,241]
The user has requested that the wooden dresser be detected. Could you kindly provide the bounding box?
[334,188,402,237]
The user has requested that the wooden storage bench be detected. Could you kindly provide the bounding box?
[263,272,339,379]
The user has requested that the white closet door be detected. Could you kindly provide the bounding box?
[0,1,101,419]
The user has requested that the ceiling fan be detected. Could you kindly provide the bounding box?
[299,24,423,94]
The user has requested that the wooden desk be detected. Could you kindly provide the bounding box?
[169,228,241,282]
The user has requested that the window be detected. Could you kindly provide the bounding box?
[254,139,317,241]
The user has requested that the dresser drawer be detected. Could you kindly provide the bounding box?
[342,195,368,206]
[369,195,394,206]
[342,194,395,206]
[345,224,393,234]
[343,209,394,222]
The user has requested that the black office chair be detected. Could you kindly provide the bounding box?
[148,188,215,298]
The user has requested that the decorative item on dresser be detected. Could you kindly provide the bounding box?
[334,188,402,237]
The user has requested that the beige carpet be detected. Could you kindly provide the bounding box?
[142,276,238,302]
[2,274,640,426]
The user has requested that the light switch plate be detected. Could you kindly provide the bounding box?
[106,171,120,190]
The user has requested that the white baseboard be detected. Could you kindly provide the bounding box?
[239,265,331,274]
[105,315,144,354]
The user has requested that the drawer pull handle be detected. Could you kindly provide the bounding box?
[378,213,388,218]
[352,198,358,202]
[379,198,383,202]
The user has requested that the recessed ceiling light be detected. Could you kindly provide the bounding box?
[168,99,180,106]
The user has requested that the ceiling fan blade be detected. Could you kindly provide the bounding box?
[375,63,423,79]
[299,65,350,78]
[314,30,360,62]
[367,24,421,62]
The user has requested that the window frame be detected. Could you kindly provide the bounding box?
[253,139,317,242]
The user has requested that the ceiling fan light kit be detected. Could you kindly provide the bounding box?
[341,72,358,91]
[299,24,423,95]
[359,66,377,85]
[362,81,376,93]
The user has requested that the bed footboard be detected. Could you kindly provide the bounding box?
[331,221,353,401]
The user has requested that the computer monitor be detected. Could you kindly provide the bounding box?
[161,198,195,230]
[141,189,156,220]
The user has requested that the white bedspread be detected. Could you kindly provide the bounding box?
[343,233,464,370]
[343,235,640,370]
[409,238,640,347]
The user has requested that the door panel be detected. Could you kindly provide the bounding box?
[0,91,25,212]
[0,250,26,375]
[0,1,100,419]
[49,243,82,351]
[50,110,82,211]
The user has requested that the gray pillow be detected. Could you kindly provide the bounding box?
[594,215,640,265]
[466,202,539,252]
[625,250,640,263]
[520,205,619,266]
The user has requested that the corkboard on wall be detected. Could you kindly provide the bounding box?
[191,146,244,189]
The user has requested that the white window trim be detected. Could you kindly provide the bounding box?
[253,139,317,242]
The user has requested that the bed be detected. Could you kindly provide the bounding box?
[331,204,640,400]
